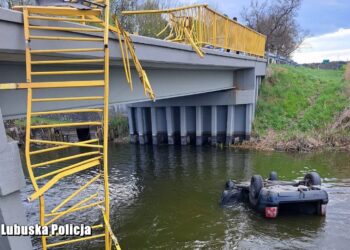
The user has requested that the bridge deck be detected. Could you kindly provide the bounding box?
[0,8,266,119]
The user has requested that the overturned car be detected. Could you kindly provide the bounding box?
[221,172,328,218]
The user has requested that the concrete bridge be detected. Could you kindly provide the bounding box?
[0,7,266,145]
[0,7,265,248]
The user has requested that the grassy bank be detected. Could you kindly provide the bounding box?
[241,64,350,151]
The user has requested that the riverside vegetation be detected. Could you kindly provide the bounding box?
[5,113,129,144]
[237,63,350,152]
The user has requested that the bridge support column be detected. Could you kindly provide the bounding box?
[245,104,253,140]
[226,105,235,145]
[151,107,158,145]
[127,107,137,143]
[211,106,217,145]
[136,107,145,144]
[196,106,203,145]
[180,106,187,145]
[0,108,33,250]
[166,107,175,145]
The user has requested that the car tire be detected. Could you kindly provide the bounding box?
[249,175,263,207]
[225,180,235,190]
[268,171,278,181]
[304,172,321,186]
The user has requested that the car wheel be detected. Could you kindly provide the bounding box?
[268,171,278,181]
[304,172,321,186]
[225,180,235,190]
[249,175,263,207]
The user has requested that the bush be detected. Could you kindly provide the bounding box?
[110,114,129,138]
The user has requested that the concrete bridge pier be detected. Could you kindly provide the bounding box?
[166,107,175,145]
[128,101,254,146]
[180,107,187,145]
[136,107,145,145]
[196,106,203,146]
[226,105,235,145]
[211,106,218,145]
[151,107,158,145]
[127,108,137,144]
[245,104,253,140]
[0,108,32,250]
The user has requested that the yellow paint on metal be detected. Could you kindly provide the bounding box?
[29,26,104,32]
[51,174,101,213]
[31,48,104,54]
[31,121,102,129]
[101,206,122,250]
[46,234,105,248]
[122,4,207,14]
[0,1,158,249]
[123,4,266,58]
[30,35,104,41]
[30,139,103,148]
[31,108,103,116]
[31,69,104,76]
[32,96,104,102]
[31,151,101,168]
[45,193,99,225]
[13,6,102,16]
[29,161,100,202]
[0,83,17,89]
[28,15,103,23]
[35,156,102,181]
[17,80,105,89]
[30,139,99,155]
[46,201,104,217]
[31,59,105,65]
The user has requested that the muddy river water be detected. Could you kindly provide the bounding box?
[22,144,350,249]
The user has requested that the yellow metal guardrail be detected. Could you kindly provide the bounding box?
[0,0,155,249]
[123,4,266,58]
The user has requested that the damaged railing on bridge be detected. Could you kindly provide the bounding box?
[122,4,266,58]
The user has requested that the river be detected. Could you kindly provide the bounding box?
[21,144,350,250]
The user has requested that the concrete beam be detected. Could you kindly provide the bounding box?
[127,107,137,143]
[180,107,187,145]
[136,107,145,144]
[245,104,253,140]
[130,89,256,108]
[142,108,149,144]
[151,107,158,145]
[166,107,175,145]
[211,106,218,145]
[196,106,203,145]
[226,105,235,145]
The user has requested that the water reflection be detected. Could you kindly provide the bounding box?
[21,144,350,249]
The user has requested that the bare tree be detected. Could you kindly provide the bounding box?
[241,0,306,57]
[111,0,138,31]
[112,0,178,38]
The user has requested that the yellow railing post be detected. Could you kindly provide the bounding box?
[103,0,111,248]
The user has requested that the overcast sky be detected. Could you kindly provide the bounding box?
[180,0,350,63]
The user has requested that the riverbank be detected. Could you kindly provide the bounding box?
[233,64,350,152]
[5,113,129,144]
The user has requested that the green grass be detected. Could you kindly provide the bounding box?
[14,117,71,127]
[254,65,350,136]
[109,114,129,138]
